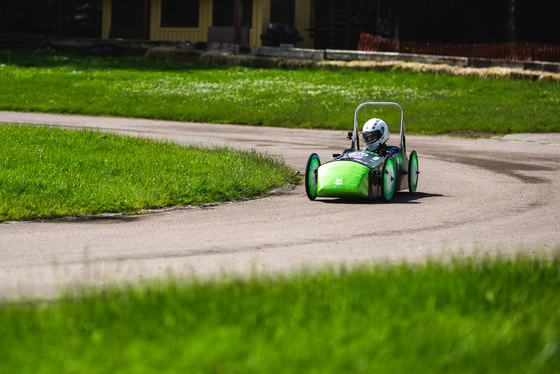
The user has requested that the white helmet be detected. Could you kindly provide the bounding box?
[362,118,389,151]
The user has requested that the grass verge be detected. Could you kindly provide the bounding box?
[0,49,558,135]
[0,124,295,221]
[0,252,558,373]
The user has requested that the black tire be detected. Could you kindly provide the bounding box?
[305,153,321,200]
[381,156,396,201]
[408,150,419,194]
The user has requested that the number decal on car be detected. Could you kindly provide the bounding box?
[349,152,368,159]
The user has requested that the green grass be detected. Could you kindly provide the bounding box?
[0,253,558,373]
[0,124,294,221]
[1,49,559,135]
[1,51,558,374]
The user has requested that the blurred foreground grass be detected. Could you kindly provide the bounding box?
[1,253,558,373]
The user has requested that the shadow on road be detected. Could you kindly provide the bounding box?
[61,214,144,224]
[315,191,444,205]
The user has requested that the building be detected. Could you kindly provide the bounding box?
[101,0,313,48]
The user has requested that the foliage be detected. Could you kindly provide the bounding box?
[0,0,102,37]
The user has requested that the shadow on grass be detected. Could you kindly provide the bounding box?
[0,48,225,73]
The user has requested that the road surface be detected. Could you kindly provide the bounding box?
[1,112,559,300]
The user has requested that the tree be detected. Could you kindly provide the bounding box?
[507,0,516,42]
[0,0,101,37]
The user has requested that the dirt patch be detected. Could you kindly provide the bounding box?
[426,147,558,184]
[441,131,494,139]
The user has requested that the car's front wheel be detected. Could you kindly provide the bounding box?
[305,153,321,200]
[381,155,396,201]
[408,150,419,194]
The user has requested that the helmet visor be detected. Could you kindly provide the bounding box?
[363,130,382,143]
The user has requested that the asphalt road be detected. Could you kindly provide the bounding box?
[1,112,559,300]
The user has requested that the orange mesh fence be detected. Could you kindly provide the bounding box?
[358,32,560,63]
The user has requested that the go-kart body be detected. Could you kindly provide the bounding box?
[305,102,419,201]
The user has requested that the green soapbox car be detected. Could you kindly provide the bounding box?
[305,102,419,201]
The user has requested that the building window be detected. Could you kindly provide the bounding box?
[161,0,200,28]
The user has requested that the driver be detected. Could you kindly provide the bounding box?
[362,118,389,154]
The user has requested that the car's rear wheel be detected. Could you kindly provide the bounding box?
[382,156,396,201]
[408,150,419,194]
[305,153,321,200]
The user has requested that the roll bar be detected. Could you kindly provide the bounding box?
[352,102,405,153]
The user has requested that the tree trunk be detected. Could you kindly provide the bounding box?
[507,0,516,58]
[233,0,242,45]
[392,0,400,51]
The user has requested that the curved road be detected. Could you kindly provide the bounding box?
[1,112,559,300]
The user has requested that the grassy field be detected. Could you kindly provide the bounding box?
[0,124,294,221]
[1,49,559,135]
[1,253,558,373]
